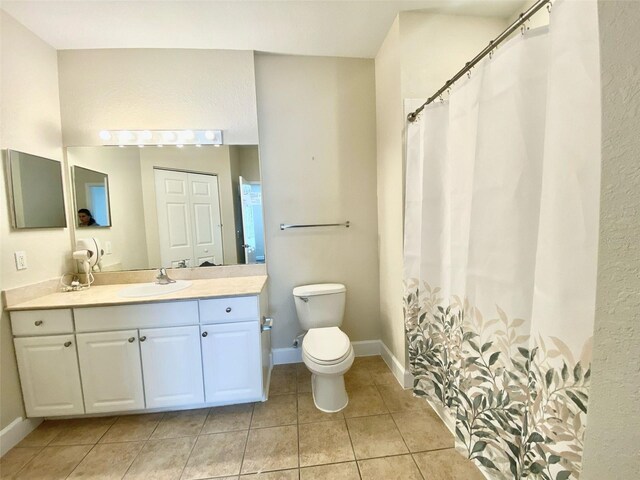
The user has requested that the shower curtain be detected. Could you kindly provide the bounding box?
[403,1,600,479]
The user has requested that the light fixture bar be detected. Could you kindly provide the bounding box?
[98,129,223,146]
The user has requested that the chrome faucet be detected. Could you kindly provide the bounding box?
[156,268,176,285]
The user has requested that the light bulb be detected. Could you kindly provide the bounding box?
[204,130,215,140]
[141,130,153,140]
[177,144,184,148]
[183,130,195,141]
[99,130,111,141]
[162,131,176,142]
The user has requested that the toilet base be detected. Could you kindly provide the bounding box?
[311,373,349,413]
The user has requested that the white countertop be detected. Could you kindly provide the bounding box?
[7,276,268,311]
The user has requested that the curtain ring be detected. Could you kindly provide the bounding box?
[438,95,444,103]
[547,2,552,14]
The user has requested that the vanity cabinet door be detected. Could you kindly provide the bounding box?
[76,330,145,414]
[14,335,84,417]
[201,322,262,404]
[139,326,204,408]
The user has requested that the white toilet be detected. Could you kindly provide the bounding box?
[293,283,354,413]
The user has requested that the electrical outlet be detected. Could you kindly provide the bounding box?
[14,251,27,270]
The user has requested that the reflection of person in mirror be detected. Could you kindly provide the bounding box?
[78,208,99,227]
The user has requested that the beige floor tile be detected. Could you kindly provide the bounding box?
[48,417,117,446]
[251,394,297,429]
[0,447,42,477]
[270,368,297,396]
[392,411,454,452]
[413,449,485,480]
[353,356,387,371]
[150,408,208,440]
[377,383,430,413]
[295,365,312,394]
[344,365,374,390]
[99,413,163,443]
[16,421,65,448]
[181,431,247,479]
[68,441,143,479]
[371,369,397,386]
[298,420,354,467]
[346,415,408,460]
[343,385,388,418]
[123,436,196,480]
[300,462,359,480]
[297,393,343,424]
[358,454,423,480]
[241,425,298,474]
[202,403,254,434]
[14,445,92,480]
[241,469,299,479]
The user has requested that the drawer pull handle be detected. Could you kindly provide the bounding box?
[202,331,208,337]
[139,336,147,342]
[35,320,43,326]
[128,337,135,343]
[64,341,72,347]
[225,307,232,313]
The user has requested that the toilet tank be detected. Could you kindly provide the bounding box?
[293,283,346,330]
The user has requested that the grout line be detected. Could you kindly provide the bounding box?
[238,402,256,475]
[120,412,165,479]
[343,413,363,479]
[176,407,211,479]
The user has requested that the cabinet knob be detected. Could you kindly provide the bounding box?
[225,307,232,313]
[64,341,72,347]
[139,336,147,342]
[202,331,208,337]
[35,320,43,326]
[128,337,135,343]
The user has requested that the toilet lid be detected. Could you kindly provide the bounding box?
[303,327,351,364]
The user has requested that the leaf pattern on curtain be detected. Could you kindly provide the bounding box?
[405,278,590,480]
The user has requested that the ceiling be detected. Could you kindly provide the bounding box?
[1,1,526,58]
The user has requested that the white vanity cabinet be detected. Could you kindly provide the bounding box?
[9,288,269,419]
[139,326,204,408]
[13,332,84,417]
[76,330,145,414]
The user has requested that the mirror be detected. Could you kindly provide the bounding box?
[66,145,264,271]
[72,166,111,227]
[5,149,67,229]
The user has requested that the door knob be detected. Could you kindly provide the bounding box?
[225,307,232,313]
[64,341,72,347]
[35,320,43,326]
[128,337,135,343]
[202,331,208,337]
[139,336,147,342]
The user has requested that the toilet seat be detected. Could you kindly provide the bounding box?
[303,327,351,365]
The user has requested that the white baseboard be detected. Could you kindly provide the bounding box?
[272,347,302,364]
[273,339,414,390]
[0,417,42,456]
[379,341,414,388]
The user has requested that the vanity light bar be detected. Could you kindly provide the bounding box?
[98,129,223,147]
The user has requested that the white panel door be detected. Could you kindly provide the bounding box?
[201,322,262,403]
[140,326,204,408]
[76,330,145,414]
[239,176,256,264]
[189,173,224,265]
[14,335,84,417]
[154,169,194,268]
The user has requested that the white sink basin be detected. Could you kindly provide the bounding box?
[118,280,192,298]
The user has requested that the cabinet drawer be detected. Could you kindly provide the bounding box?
[199,296,259,324]
[11,309,74,336]
[75,301,198,332]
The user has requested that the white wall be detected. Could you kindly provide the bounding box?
[0,11,71,429]
[375,17,405,364]
[374,12,507,365]
[57,49,258,146]
[255,54,380,349]
[582,1,640,477]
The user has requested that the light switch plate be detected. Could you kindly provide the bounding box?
[14,251,27,270]
[105,241,112,255]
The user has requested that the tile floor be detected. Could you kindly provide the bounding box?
[0,356,485,480]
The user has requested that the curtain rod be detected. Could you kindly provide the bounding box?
[407,0,551,123]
